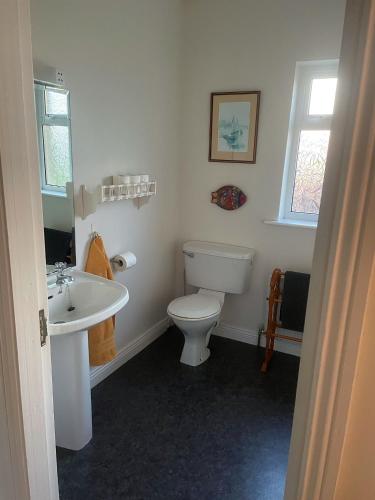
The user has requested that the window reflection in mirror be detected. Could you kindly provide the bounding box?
[34,81,76,273]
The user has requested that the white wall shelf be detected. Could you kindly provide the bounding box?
[101,181,156,202]
[77,180,156,219]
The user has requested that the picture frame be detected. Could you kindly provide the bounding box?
[209,91,260,164]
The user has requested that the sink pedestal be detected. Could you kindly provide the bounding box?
[51,330,92,451]
[47,270,129,450]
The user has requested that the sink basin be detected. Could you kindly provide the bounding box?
[47,270,129,335]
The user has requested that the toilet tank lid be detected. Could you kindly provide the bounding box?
[183,241,255,260]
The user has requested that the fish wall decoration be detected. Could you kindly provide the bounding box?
[211,185,247,211]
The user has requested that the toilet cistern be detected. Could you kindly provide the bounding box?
[168,241,255,367]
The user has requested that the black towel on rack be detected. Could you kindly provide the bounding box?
[280,271,310,332]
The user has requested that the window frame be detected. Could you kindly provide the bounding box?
[34,82,73,197]
[280,60,339,223]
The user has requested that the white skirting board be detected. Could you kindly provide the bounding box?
[90,317,171,388]
[90,318,300,389]
[213,322,302,357]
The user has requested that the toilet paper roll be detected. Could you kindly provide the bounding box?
[111,251,137,272]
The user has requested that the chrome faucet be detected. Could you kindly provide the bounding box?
[54,262,74,288]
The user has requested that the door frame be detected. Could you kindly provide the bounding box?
[0,0,373,499]
[0,0,58,498]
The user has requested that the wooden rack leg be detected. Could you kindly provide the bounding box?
[261,269,283,373]
[261,327,275,373]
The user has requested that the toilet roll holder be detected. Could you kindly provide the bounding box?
[110,251,137,272]
[110,257,125,268]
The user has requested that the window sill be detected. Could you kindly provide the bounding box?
[264,219,317,229]
[41,189,67,198]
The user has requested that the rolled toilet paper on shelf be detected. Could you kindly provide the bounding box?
[111,251,137,272]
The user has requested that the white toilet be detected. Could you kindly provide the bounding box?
[168,241,255,366]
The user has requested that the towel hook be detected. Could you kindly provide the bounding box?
[90,223,99,239]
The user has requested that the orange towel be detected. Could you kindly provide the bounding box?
[85,236,117,366]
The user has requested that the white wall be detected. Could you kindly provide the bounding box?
[31,0,182,349]
[180,0,345,335]
[31,0,346,363]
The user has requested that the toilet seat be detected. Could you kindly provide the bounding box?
[168,294,221,320]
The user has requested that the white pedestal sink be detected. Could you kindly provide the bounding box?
[47,270,129,451]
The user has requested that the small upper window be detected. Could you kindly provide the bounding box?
[280,60,338,222]
[34,83,73,196]
[45,87,69,116]
[309,78,337,115]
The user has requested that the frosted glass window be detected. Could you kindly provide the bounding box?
[281,61,337,222]
[45,88,68,115]
[291,130,330,214]
[42,125,72,188]
[309,78,337,115]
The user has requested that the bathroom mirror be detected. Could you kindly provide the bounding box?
[34,81,76,272]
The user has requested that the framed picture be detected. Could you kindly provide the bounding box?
[209,91,260,163]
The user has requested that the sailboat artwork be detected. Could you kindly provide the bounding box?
[211,185,247,211]
[209,91,260,163]
[218,103,250,152]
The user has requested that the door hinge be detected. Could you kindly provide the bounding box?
[39,309,48,347]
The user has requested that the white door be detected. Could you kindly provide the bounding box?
[0,0,59,498]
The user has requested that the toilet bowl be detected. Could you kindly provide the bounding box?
[168,240,255,367]
[167,290,223,366]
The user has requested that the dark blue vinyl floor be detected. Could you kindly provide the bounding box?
[57,327,299,500]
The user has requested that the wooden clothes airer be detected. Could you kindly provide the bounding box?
[261,268,310,373]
